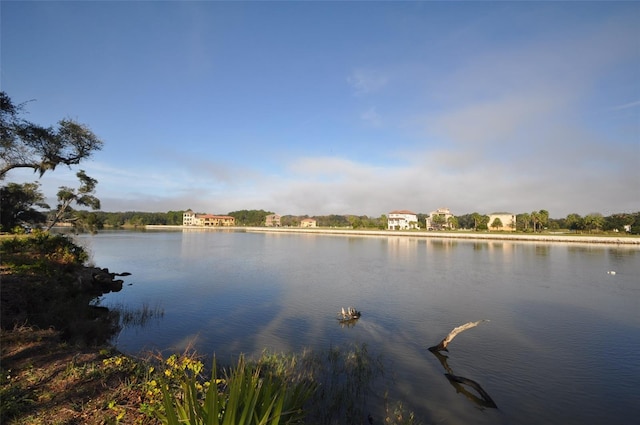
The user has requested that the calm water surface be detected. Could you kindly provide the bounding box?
[77,230,640,425]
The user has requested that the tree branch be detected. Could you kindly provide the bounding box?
[428,320,489,352]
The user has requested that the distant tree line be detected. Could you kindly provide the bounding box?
[3,201,640,234]
[452,210,640,234]
[278,214,388,229]
[227,210,273,226]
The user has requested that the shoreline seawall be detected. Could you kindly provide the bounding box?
[145,225,640,246]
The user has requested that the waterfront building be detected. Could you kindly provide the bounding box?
[426,207,454,230]
[387,210,419,230]
[488,213,516,231]
[300,218,317,228]
[265,214,281,227]
[183,210,236,227]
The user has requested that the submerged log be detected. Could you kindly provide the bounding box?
[428,320,489,352]
[430,349,453,374]
[445,373,498,409]
[429,347,498,409]
[427,319,498,409]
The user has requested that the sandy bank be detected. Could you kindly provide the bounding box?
[145,225,640,246]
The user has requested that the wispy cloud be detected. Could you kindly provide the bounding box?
[360,106,382,127]
[610,100,640,111]
[347,69,388,95]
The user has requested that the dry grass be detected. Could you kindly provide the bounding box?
[1,326,155,425]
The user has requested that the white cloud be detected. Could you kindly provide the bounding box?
[426,92,560,152]
[610,100,640,111]
[360,107,382,127]
[347,69,388,95]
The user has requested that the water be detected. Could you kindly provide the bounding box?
[76,229,640,425]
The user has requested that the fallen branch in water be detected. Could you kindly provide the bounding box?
[427,319,497,409]
[428,320,489,352]
[445,373,498,409]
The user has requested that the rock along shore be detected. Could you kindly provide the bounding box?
[145,225,640,246]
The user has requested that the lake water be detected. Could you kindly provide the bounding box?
[76,229,640,425]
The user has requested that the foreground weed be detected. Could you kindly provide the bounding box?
[150,353,314,425]
[383,397,419,425]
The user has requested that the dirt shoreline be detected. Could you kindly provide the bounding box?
[147,225,640,246]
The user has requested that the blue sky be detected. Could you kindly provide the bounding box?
[2,1,639,218]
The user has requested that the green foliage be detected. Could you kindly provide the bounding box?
[166,210,184,225]
[153,354,314,425]
[147,344,411,425]
[1,232,88,270]
[0,91,103,179]
[583,213,604,233]
[316,214,350,227]
[431,214,446,229]
[629,213,640,234]
[529,210,548,232]
[1,92,102,234]
[0,182,49,232]
[93,211,184,227]
[279,214,386,229]
[74,210,104,233]
[103,212,126,227]
[0,233,123,345]
[228,210,274,226]
[456,213,488,230]
[280,215,300,227]
[47,169,101,231]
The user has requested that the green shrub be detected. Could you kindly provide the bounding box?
[155,354,314,425]
[1,232,88,274]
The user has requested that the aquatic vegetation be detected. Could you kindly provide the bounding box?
[151,352,314,425]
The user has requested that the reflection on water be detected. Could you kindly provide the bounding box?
[77,230,640,425]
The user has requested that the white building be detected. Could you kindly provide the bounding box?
[387,210,419,230]
[183,210,197,226]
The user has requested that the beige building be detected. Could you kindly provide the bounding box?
[183,210,236,227]
[300,218,317,228]
[426,207,454,230]
[265,214,281,227]
[387,210,419,230]
[488,213,516,231]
